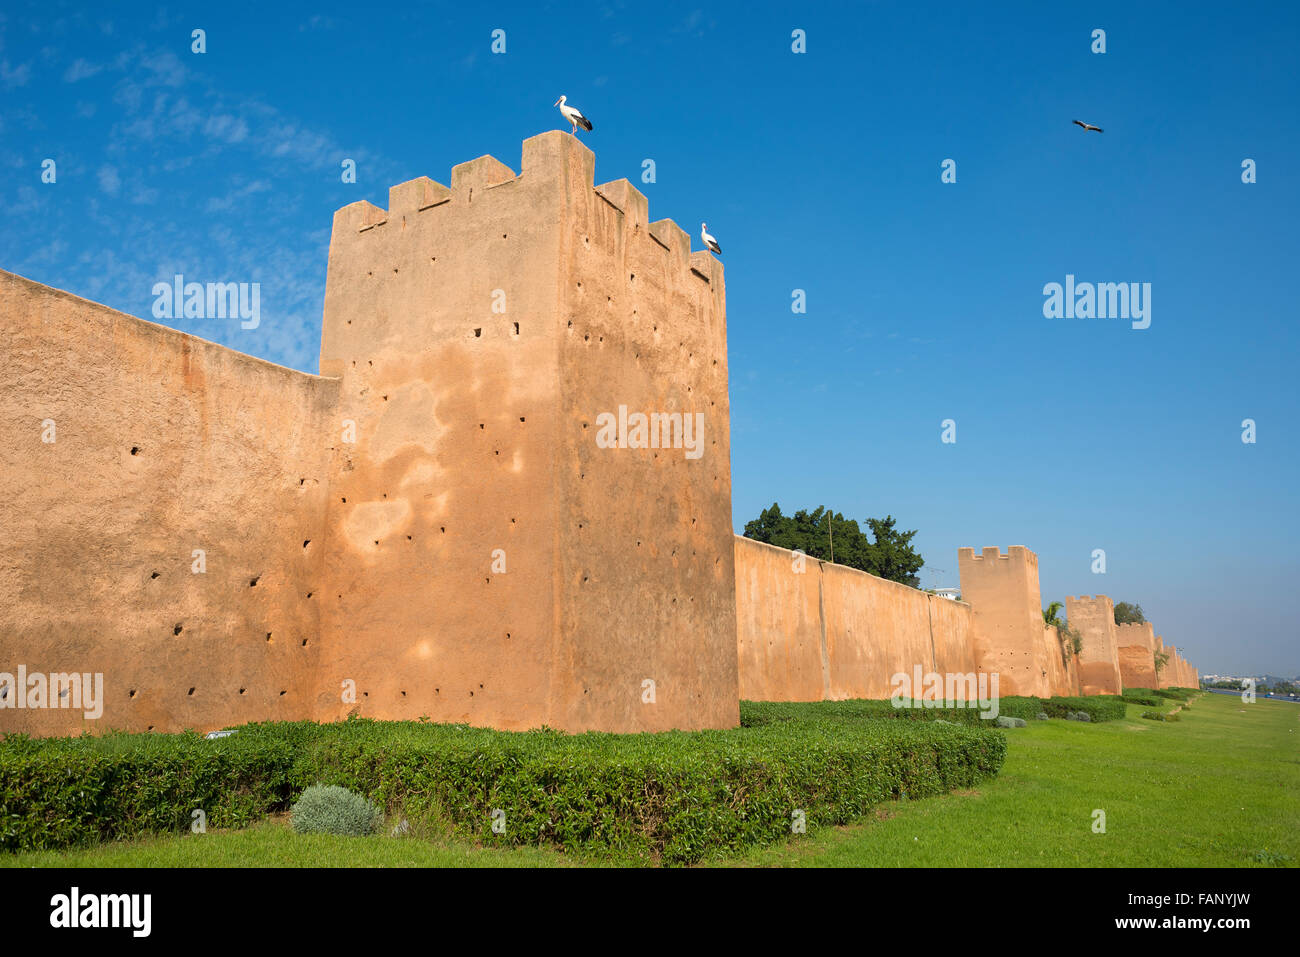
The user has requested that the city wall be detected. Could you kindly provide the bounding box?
[0,134,1199,737]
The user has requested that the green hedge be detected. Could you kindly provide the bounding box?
[1119,691,1164,706]
[741,693,1126,726]
[0,715,1005,864]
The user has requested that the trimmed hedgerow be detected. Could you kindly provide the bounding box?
[0,715,1005,864]
[1119,692,1164,706]
[1033,696,1128,722]
[740,693,1126,727]
[0,724,309,853]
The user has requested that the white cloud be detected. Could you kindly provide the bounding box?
[1,59,31,88]
[64,58,102,82]
[97,165,120,195]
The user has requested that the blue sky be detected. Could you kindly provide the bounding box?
[2,1,1296,675]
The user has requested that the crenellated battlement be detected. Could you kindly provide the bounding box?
[957,545,1037,565]
[326,132,718,293]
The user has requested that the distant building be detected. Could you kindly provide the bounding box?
[934,588,961,601]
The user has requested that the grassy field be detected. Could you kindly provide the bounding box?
[4,692,1295,867]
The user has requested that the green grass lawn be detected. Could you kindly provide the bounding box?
[4,692,1295,867]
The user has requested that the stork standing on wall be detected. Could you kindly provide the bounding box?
[554,95,593,136]
[701,223,722,256]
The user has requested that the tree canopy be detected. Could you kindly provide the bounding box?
[1113,601,1147,625]
[741,503,924,587]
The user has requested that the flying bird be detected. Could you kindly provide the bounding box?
[701,223,722,256]
[1072,120,1104,133]
[554,95,593,135]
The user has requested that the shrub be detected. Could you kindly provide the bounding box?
[1141,710,1180,722]
[290,784,382,836]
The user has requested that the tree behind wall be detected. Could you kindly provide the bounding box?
[1114,601,1147,625]
[741,503,924,587]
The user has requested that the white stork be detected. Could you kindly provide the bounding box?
[554,95,593,135]
[700,222,722,256]
[1072,119,1104,133]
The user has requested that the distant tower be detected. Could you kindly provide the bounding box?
[957,546,1054,697]
[1064,595,1123,695]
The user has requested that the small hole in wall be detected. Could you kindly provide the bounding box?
[306,592,313,599]
[479,423,484,430]
[188,687,195,696]
[302,638,309,647]
[299,477,306,485]
[441,526,446,533]
[250,576,260,587]
[239,688,246,695]
[150,571,159,579]
[342,497,346,503]
[406,534,412,540]
[266,632,273,643]
[401,690,407,697]
[435,688,440,694]
[506,632,511,639]
[374,540,379,545]
[584,334,589,341]
[128,688,137,698]
[147,726,155,731]
[174,623,183,636]
[502,233,508,239]
[519,416,525,422]
[382,395,388,401]
[510,517,516,523]
[431,256,437,263]
[582,575,588,583]
[473,328,482,337]
[512,322,519,335]
[130,446,140,455]
[303,539,310,548]
[279,690,287,696]
[630,273,635,281]
[347,320,351,325]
